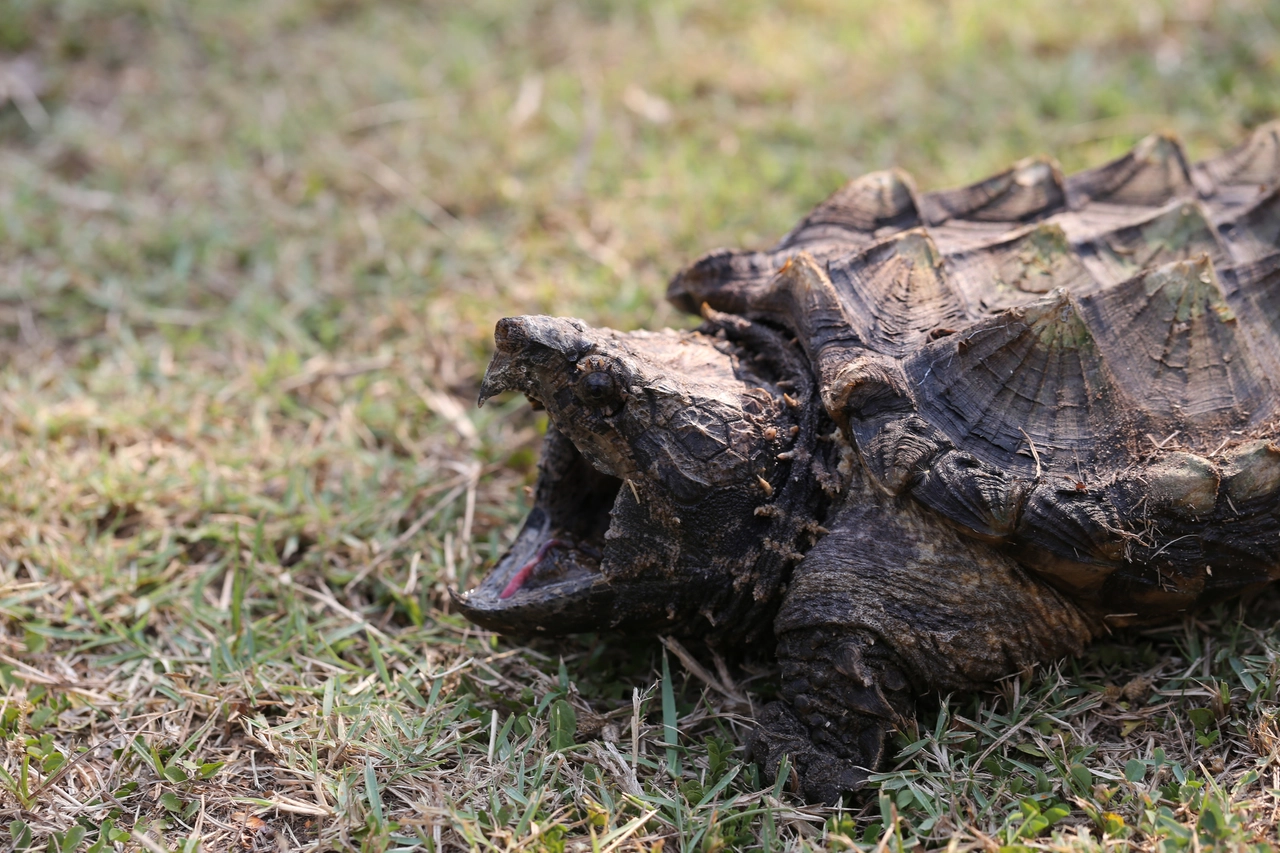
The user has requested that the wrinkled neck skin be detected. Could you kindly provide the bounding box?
[455,313,841,647]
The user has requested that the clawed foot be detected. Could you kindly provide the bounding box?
[749,700,877,804]
[749,628,915,804]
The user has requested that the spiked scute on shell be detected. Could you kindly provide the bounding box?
[669,123,1280,622]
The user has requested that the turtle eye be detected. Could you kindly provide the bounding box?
[578,370,621,408]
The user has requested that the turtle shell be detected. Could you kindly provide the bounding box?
[668,124,1280,621]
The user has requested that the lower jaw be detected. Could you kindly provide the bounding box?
[450,510,616,633]
[497,535,604,599]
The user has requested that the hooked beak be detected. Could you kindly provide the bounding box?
[477,316,593,407]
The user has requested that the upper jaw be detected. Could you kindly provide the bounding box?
[477,316,592,408]
[476,344,525,408]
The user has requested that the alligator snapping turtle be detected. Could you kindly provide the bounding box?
[456,124,1280,803]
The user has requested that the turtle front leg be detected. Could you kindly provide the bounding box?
[753,476,1098,804]
[751,626,914,803]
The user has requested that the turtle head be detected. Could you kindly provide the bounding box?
[453,314,829,640]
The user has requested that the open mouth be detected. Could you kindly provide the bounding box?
[495,422,621,598]
[452,421,623,632]
[453,312,815,636]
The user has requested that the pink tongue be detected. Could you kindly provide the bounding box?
[499,538,569,599]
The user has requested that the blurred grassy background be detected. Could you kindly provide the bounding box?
[0,0,1278,850]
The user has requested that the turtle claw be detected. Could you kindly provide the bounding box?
[748,627,916,804]
[749,700,875,805]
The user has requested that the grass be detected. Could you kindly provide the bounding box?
[0,0,1278,849]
